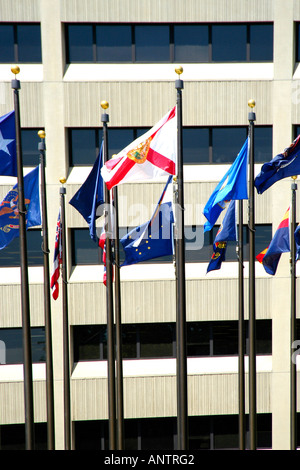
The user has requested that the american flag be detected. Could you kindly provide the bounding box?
[50,208,62,300]
[98,227,107,286]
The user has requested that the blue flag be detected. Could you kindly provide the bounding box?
[0,111,17,177]
[203,138,248,232]
[294,224,300,261]
[120,176,174,266]
[69,142,104,242]
[0,165,41,249]
[207,200,237,273]
[255,135,300,194]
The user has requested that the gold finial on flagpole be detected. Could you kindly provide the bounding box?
[248,99,256,109]
[175,66,183,76]
[11,65,20,76]
[38,130,46,139]
[60,177,66,185]
[101,100,109,110]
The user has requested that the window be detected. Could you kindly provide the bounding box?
[22,129,45,167]
[0,24,42,63]
[71,224,272,267]
[69,126,272,166]
[0,423,47,450]
[212,24,247,62]
[0,229,43,267]
[73,320,272,362]
[0,327,45,364]
[74,414,272,450]
[66,23,273,64]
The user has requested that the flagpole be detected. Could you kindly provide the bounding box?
[11,65,35,450]
[248,99,257,450]
[59,177,71,450]
[238,200,246,449]
[38,130,55,449]
[113,185,124,450]
[290,175,297,450]
[174,67,188,450]
[101,101,117,450]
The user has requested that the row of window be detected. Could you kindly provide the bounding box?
[0,224,273,268]
[5,22,300,65]
[70,126,272,165]
[0,414,273,450]
[14,126,273,167]
[0,320,272,365]
[13,125,300,167]
[73,320,272,362]
[66,23,273,63]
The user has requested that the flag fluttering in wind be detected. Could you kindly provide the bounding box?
[207,199,237,273]
[0,165,41,250]
[69,142,104,242]
[0,111,17,177]
[101,108,177,190]
[256,207,290,275]
[120,176,174,266]
[255,135,300,194]
[50,208,62,300]
[203,138,248,232]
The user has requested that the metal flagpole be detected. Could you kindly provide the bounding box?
[174,67,188,450]
[11,65,35,450]
[238,200,246,450]
[248,99,257,450]
[101,101,117,450]
[290,175,297,450]
[113,185,124,450]
[60,177,71,450]
[38,130,55,449]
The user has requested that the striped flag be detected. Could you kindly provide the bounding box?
[256,207,290,275]
[50,209,62,299]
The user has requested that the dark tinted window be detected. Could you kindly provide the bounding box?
[71,228,102,265]
[0,327,45,364]
[250,24,273,61]
[135,25,170,62]
[0,229,43,267]
[0,24,41,63]
[96,25,132,62]
[0,25,14,62]
[17,24,42,62]
[212,127,247,163]
[67,24,94,62]
[174,25,209,62]
[183,127,210,163]
[22,129,43,167]
[212,24,247,61]
[70,129,98,165]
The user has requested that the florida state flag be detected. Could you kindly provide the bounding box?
[101,107,177,190]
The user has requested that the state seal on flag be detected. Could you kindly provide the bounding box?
[127,136,152,164]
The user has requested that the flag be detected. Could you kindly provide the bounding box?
[0,111,17,177]
[50,209,62,300]
[294,224,300,261]
[101,107,176,190]
[207,199,237,273]
[203,138,248,232]
[69,142,104,242]
[255,135,300,194]
[256,207,290,275]
[120,176,174,266]
[0,165,41,250]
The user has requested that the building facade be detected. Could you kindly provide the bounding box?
[0,0,299,450]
